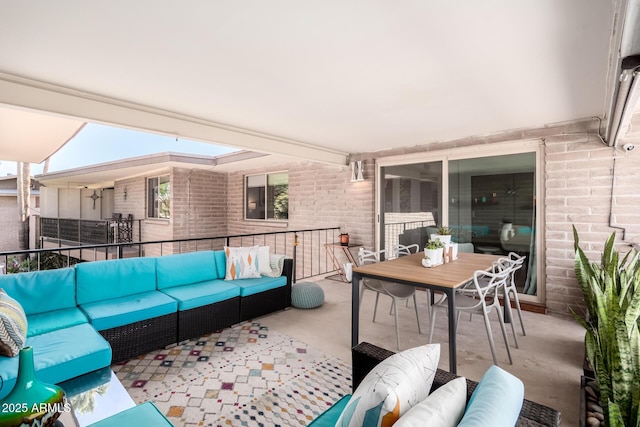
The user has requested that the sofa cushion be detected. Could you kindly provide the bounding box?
[231,276,287,297]
[156,251,217,290]
[224,246,261,280]
[214,250,226,280]
[160,280,241,311]
[457,365,524,427]
[394,377,467,427]
[27,307,88,337]
[79,291,177,331]
[0,323,112,400]
[0,268,76,315]
[0,289,27,357]
[76,258,157,305]
[336,344,440,427]
[308,395,351,427]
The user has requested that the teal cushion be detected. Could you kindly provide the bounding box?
[80,291,177,331]
[232,276,287,297]
[160,280,240,311]
[156,251,217,289]
[87,402,173,427]
[309,395,351,427]
[76,258,157,305]
[0,323,112,400]
[291,282,325,309]
[214,250,226,280]
[457,365,524,427]
[0,268,76,315]
[27,307,88,336]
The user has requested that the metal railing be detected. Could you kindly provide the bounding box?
[40,217,141,245]
[0,227,343,283]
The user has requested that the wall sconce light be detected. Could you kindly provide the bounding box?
[350,160,365,182]
[248,202,257,210]
[123,186,128,200]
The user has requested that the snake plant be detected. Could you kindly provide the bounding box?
[572,226,640,427]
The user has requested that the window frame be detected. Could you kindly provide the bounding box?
[146,174,171,219]
[244,171,289,221]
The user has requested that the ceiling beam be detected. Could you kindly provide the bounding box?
[0,73,349,166]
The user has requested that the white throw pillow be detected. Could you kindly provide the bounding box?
[394,377,467,427]
[336,344,440,427]
[224,246,261,280]
[257,246,271,275]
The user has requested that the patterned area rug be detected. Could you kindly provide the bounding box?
[113,321,352,426]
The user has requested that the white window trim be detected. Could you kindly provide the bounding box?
[244,171,289,222]
[147,174,171,219]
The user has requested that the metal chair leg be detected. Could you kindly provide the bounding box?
[412,294,422,335]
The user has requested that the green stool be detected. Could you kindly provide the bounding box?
[87,402,173,426]
[291,282,325,309]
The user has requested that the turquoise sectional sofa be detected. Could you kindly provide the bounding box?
[0,250,292,399]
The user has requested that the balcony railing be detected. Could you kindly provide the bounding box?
[40,217,140,245]
[0,227,343,283]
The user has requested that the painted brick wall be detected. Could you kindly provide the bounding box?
[172,167,228,245]
[544,134,640,316]
[226,161,375,250]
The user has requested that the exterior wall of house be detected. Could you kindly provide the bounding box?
[172,167,228,245]
[226,161,375,250]
[0,196,20,251]
[113,168,228,256]
[114,174,170,256]
[544,134,640,316]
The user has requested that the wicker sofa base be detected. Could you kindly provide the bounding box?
[178,297,241,342]
[351,342,561,427]
[240,286,290,321]
[100,312,178,363]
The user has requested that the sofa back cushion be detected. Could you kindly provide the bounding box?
[76,258,157,304]
[156,251,217,289]
[214,250,227,280]
[0,268,77,315]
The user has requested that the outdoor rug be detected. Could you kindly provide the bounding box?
[112,321,352,426]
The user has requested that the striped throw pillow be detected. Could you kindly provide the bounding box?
[0,289,28,357]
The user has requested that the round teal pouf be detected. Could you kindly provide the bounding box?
[291,282,325,309]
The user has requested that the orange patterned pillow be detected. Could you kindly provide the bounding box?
[224,246,261,280]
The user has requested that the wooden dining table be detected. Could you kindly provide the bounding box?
[351,251,502,374]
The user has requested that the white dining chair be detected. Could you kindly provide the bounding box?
[394,243,420,258]
[393,243,431,315]
[428,264,513,365]
[500,252,527,340]
[357,248,422,350]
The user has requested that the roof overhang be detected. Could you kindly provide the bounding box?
[35,150,286,189]
[0,105,85,163]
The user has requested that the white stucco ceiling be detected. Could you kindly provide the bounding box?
[0,1,635,166]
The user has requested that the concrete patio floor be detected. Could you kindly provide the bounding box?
[266,277,584,426]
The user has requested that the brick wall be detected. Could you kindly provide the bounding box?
[172,167,228,248]
[544,134,640,316]
[226,161,375,250]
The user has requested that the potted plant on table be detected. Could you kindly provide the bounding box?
[571,226,640,427]
[430,225,452,245]
[423,239,444,266]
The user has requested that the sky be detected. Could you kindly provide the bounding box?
[0,123,238,176]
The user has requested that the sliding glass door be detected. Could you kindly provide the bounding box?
[448,153,537,296]
[378,145,540,301]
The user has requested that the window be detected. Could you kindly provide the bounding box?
[147,175,170,218]
[245,172,288,220]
